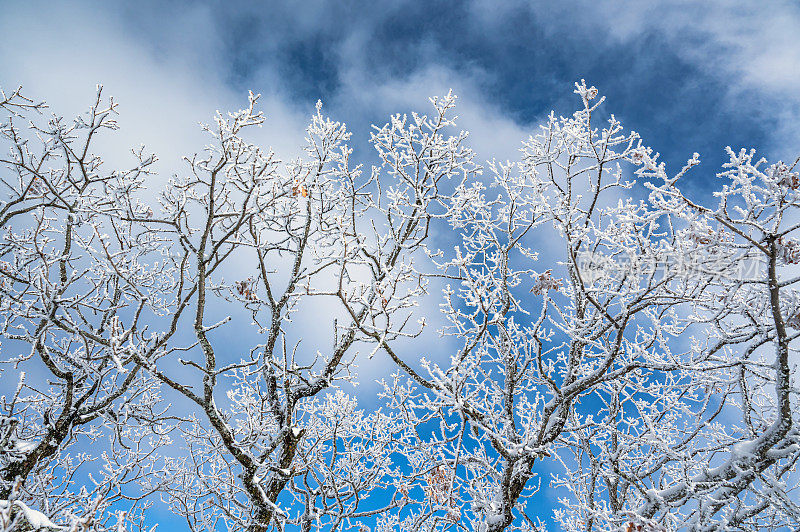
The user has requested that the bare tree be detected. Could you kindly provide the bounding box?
[135,93,480,531]
[2,80,799,532]
[544,98,800,532]
[0,87,172,530]
[381,82,800,531]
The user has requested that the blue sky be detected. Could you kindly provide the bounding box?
[2,0,799,529]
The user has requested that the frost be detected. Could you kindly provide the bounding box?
[0,500,64,530]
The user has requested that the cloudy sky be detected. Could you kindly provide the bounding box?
[4,0,799,185]
[2,0,799,528]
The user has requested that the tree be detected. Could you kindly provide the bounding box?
[388,81,800,531]
[0,87,171,530]
[0,80,798,532]
[112,92,479,532]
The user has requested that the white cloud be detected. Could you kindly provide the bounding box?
[0,1,311,179]
[469,0,800,158]
[583,0,800,98]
